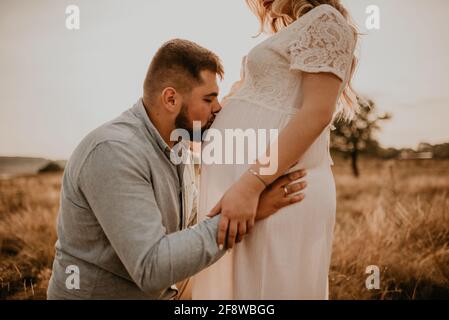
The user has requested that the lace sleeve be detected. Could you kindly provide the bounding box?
[288,7,355,81]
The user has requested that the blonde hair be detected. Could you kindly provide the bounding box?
[246,0,359,119]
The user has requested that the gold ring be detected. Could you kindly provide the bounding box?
[283,186,288,197]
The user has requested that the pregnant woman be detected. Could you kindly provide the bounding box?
[192,0,358,299]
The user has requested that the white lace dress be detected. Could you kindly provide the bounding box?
[192,4,356,300]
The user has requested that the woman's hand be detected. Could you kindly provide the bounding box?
[207,166,306,249]
[207,171,265,250]
[233,169,307,243]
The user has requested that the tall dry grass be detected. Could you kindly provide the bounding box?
[330,158,449,299]
[0,173,60,299]
[0,158,448,299]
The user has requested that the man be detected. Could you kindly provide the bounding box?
[47,39,307,300]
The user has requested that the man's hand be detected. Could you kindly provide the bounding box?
[234,169,307,243]
[207,168,307,247]
[257,169,307,220]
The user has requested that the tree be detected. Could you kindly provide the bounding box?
[38,161,63,173]
[433,143,449,159]
[331,97,391,177]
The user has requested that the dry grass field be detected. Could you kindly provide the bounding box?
[0,157,448,300]
[330,157,449,299]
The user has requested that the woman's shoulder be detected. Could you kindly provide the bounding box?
[290,4,351,32]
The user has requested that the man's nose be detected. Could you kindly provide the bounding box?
[213,101,222,113]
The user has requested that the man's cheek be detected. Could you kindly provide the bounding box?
[187,115,200,128]
[193,110,209,124]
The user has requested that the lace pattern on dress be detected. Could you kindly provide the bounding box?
[288,10,355,81]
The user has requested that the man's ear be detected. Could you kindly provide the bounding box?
[161,87,180,113]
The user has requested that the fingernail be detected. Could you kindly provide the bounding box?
[219,244,224,250]
[290,172,301,180]
[302,181,308,188]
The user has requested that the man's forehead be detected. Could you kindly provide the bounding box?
[197,70,220,93]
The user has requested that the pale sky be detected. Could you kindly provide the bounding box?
[1,0,448,159]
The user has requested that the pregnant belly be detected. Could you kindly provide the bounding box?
[204,98,333,170]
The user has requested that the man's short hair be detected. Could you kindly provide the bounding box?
[143,39,224,103]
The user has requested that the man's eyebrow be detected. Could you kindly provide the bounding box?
[204,92,219,97]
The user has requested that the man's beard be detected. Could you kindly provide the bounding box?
[175,103,214,142]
